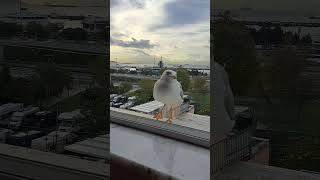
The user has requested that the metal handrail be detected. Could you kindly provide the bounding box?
[212,129,252,175]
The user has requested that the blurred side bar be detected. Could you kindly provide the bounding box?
[0,143,109,180]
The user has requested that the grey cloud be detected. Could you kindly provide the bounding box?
[150,0,209,30]
[111,37,156,49]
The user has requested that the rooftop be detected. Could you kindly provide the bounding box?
[65,134,110,160]
[0,143,109,180]
[216,161,320,180]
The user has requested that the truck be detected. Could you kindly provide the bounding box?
[34,111,57,128]
[0,128,13,143]
[31,131,77,152]
[57,110,85,133]
[8,106,40,130]
[6,130,44,147]
[0,103,23,126]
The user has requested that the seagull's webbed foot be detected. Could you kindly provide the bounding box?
[153,111,163,120]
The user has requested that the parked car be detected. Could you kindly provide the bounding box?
[112,95,128,108]
[34,111,57,128]
[120,96,136,109]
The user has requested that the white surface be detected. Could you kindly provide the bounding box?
[110,123,210,180]
[130,100,164,114]
[212,62,235,142]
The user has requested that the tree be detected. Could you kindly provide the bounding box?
[177,68,190,92]
[60,28,88,41]
[36,63,72,98]
[25,22,49,39]
[213,19,258,96]
[0,65,11,85]
[119,82,132,94]
[191,76,208,93]
[46,23,64,38]
[139,79,155,95]
[88,56,108,90]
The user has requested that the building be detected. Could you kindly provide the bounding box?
[82,16,108,34]
[0,11,49,26]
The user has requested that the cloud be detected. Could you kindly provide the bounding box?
[150,0,209,29]
[110,0,210,65]
[111,37,157,49]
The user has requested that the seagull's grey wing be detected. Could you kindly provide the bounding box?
[177,82,184,100]
[153,80,160,100]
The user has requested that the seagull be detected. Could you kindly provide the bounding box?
[212,61,235,142]
[153,70,184,123]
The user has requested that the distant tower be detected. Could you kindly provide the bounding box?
[158,57,164,69]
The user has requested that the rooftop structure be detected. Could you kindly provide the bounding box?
[82,16,108,33]
[65,134,110,161]
[0,12,49,26]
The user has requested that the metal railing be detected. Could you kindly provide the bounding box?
[212,129,252,175]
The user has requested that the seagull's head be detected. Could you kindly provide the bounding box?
[161,70,177,81]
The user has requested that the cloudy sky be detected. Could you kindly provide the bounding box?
[212,0,320,14]
[110,0,210,65]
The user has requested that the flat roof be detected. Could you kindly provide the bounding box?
[0,143,109,177]
[110,123,210,180]
[65,134,109,160]
[216,162,320,180]
[0,39,107,56]
[130,100,164,114]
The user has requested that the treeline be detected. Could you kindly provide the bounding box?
[248,25,312,45]
[0,64,72,106]
[3,45,102,66]
[0,21,107,42]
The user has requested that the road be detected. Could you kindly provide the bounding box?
[44,83,91,108]
[111,73,159,80]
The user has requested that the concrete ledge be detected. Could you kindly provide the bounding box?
[110,107,210,147]
[0,143,109,180]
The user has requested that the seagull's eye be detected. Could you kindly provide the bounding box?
[166,72,171,75]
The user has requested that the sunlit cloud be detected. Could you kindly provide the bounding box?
[111,0,210,65]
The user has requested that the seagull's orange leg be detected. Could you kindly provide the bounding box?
[166,106,173,123]
[154,111,163,120]
[154,105,165,120]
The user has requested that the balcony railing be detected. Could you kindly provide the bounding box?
[212,129,252,175]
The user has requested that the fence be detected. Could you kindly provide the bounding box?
[212,129,252,175]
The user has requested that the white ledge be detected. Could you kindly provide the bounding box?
[110,107,210,147]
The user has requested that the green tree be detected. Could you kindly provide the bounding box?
[25,22,49,39]
[137,79,155,103]
[213,19,258,96]
[60,28,88,41]
[177,68,190,92]
[0,65,11,85]
[191,76,208,93]
[36,63,72,98]
[88,56,108,90]
[120,82,132,94]
[139,79,155,95]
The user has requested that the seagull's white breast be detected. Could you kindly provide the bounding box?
[153,79,183,106]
